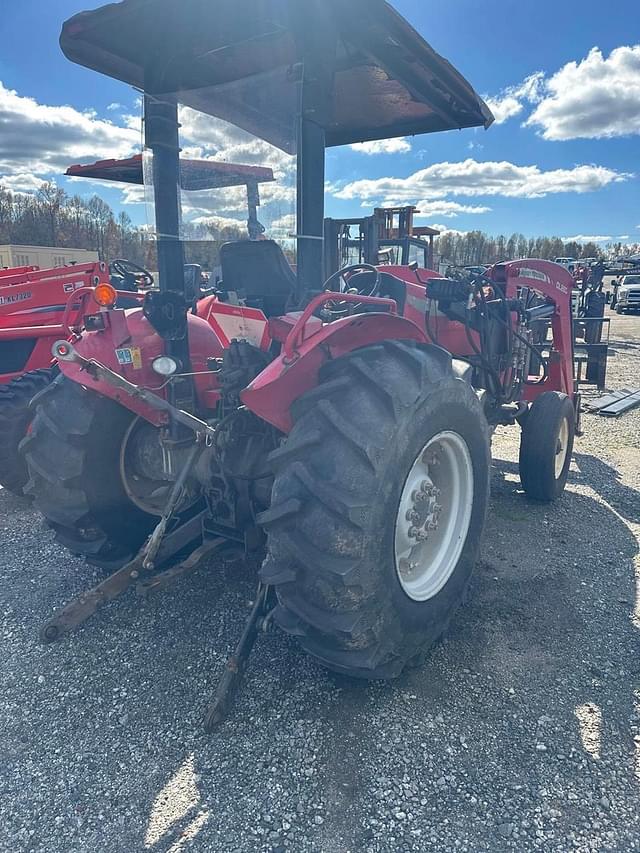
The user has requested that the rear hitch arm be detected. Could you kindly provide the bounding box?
[39,442,217,642]
[52,340,217,439]
[39,535,228,644]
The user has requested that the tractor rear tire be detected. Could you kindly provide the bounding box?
[519,392,575,502]
[0,369,56,495]
[22,377,155,569]
[259,341,490,679]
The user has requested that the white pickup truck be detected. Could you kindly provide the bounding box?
[615,274,640,314]
[554,257,577,272]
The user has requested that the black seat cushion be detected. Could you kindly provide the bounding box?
[219,240,297,317]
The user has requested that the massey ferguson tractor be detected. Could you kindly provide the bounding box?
[0,155,275,494]
[21,0,580,727]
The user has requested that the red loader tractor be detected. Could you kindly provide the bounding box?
[22,0,579,726]
[0,257,153,493]
[0,261,119,494]
[0,156,275,494]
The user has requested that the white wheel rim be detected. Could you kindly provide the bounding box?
[555,418,570,479]
[394,431,474,603]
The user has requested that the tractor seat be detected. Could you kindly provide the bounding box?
[219,240,297,318]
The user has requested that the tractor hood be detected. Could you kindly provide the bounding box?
[60,0,493,152]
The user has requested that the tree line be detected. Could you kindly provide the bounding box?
[0,182,244,269]
[0,181,150,264]
[435,230,639,268]
[1,180,637,269]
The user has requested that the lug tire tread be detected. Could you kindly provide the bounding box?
[260,341,490,679]
[23,378,153,568]
[0,369,57,495]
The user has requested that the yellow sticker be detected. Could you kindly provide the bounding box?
[115,347,143,369]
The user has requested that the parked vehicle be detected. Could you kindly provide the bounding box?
[554,257,577,272]
[615,275,640,314]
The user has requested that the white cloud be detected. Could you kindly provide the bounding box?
[269,213,297,239]
[485,73,545,124]
[516,73,547,103]
[121,113,142,131]
[0,172,44,193]
[618,235,630,240]
[564,235,612,243]
[334,158,630,204]
[0,84,296,229]
[191,213,246,230]
[414,200,491,218]
[0,81,139,181]
[429,224,468,237]
[484,95,524,125]
[350,138,412,155]
[525,46,640,140]
[177,107,296,216]
[107,102,122,111]
[489,47,640,140]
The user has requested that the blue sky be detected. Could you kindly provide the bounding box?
[0,0,638,246]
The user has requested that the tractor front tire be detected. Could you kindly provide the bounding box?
[0,369,56,495]
[519,392,575,502]
[259,341,490,679]
[22,377,154,569]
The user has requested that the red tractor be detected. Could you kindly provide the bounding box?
[0,260,120,493]
[0,156,276,494]
[22,0,579,726]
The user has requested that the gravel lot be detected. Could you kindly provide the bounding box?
[1,310,639,853]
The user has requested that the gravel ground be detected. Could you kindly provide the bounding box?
[1,310,639,853]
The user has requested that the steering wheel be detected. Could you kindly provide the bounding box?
[110,259,154,288]
[323,263,382,299]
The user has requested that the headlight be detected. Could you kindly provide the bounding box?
[152,356,178,377]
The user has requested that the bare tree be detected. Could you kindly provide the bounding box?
[37,182,67,246]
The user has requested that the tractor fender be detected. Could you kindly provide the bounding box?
[242,312,428,433]
[57,308,224,425]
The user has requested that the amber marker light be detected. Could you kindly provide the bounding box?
[93,282,118,308]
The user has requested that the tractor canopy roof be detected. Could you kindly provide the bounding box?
[66,155,275,190]
[60,0,493,152]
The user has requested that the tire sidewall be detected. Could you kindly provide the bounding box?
[548,399,575,498]
[367,380,490,637]
[520,392,575,501]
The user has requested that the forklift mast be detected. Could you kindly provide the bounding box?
[324,206,440,275]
